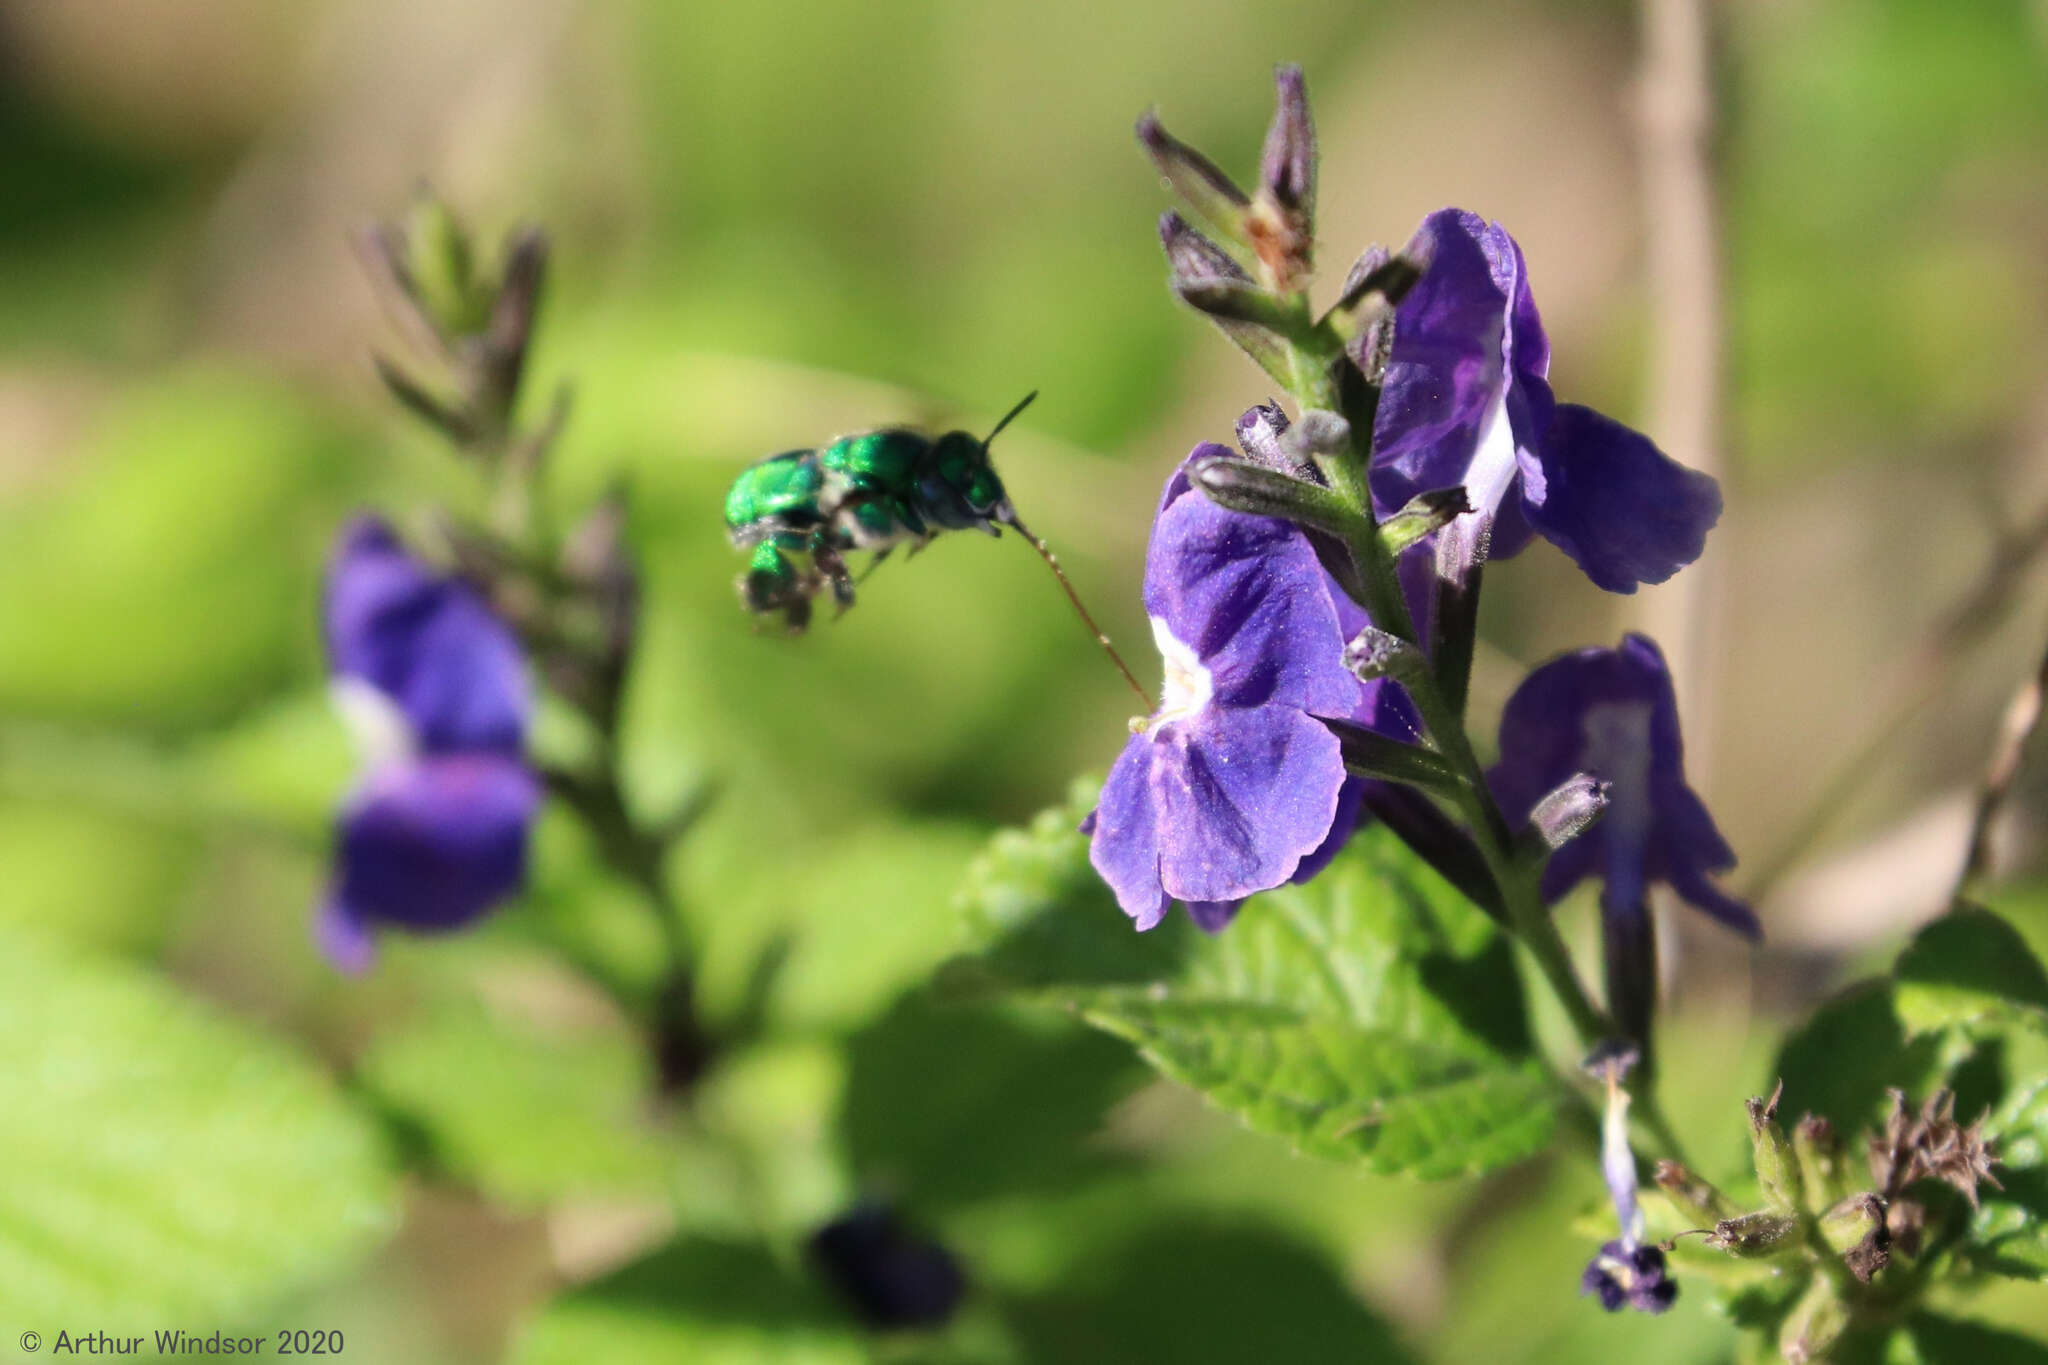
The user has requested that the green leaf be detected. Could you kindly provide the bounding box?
[1001,1217,1420,1365]
[353,997,673,1209]
[0,931,396,1328]
[1774,980,1945,1132]
[840,996,1141,1212]
[1894,907,2048,1040]
[510,1237,867,1365]
[1896,1311,2048,1363]
[1969,1075,2048,1280]
[958,792,1547,1178]
[944,776,1197,997]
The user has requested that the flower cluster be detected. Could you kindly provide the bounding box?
[1097,67,1766,1317]
[318,517,540,970]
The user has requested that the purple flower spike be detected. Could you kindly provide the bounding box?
[1490,633,1758,941]
[1372,208,1721,594]
[1087,445,1384,932]
[319,516,539,970]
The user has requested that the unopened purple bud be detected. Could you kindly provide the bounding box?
[1257,65,1315,217]
[1234,401,1294,470]
[1160,211,1250,289]
[1531,773,1609,850]
[1137,113,1250,243]
[1241,67,1316,292]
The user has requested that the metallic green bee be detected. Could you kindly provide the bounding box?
[723,393,1147,702]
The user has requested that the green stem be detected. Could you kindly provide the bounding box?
[1284,323,1615,1057]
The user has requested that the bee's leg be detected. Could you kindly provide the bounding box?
[857,545,893,585]
[815,543,857,616]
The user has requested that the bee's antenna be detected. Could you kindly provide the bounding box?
[1004,510,1152,710]
[982,390,1039,447]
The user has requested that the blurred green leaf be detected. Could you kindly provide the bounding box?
[959,791,1547,1178]
[840,996,1141,1212]
[1969,1076,2048,1281]
[353,996,672,1210]
[1894,907,2048,1041]
[511,1236,867,1365]
[1896,1311,2048,1364]
[0,371,358,728]
[944,775,1196,996]
[0,929,395,1328]
[1000,1217,1419,1365]
[1775,980,1945,1133]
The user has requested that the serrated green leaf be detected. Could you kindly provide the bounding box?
[0,931,396,1328]
[353,997,673,1209]
[510,1237,867,1365]
[1969,1076,2048,1280]
[1894,907,2048,1040]
[958,794,1548,1178]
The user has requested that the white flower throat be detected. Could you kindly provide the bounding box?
[1142,615,1213,732]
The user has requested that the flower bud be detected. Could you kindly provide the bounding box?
[1793,1114,1849,1212]
[1234,401,1302,473]
[1137,114,1250,245]
[1189,454,1365,541]
[1706,1211,1801,1256]
[1530,774,1610,851]
[1748,1082,1804,1216]
[1248,65,1315,292]
[1381,486,1472,555]
[1654,1160,1734,1226]
[1819,1193,1889,1283]
[1779,1277,1849,1365]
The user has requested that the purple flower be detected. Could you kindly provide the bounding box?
[1372,208,1721,594]
[1582,1240,1677,1315]
[1085,447,1412,932]
[1489,633,1758,941]
[1580,1046,1677,1314]
[318,517,540,970]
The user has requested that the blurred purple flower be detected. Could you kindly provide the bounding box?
[1489,633,1758,940]
[809,1204,966,1331]
[1371,208,1721,594]
[318,517,539,970]
[1581,1046,1677,1314]
[1084,446,1413,931]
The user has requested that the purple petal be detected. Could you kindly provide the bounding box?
[1370,209,1511,514]
[329,754,540,939]
[1153,704,1347,905]
[1518,404,1721,594]
[1155,443,1230,522]
[1088,735,1172,930]
[324,516,530,756]
[1143,491,1356,715]
[1183,899,1242,933]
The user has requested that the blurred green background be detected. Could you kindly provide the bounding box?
[2,0,2046,1360]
